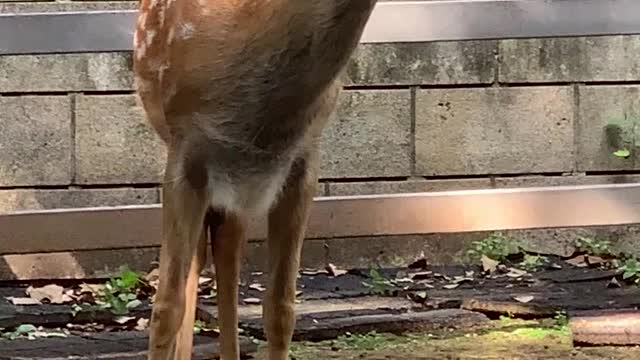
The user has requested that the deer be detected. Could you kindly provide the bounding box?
[132,1,378,359]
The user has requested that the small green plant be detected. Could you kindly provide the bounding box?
[466,233,520,263]
[518,254,548,272]
[574,236,613,257]
[332,331,392,351]
[96,266,143,315]
[604,118,636,160]
[552,311,568,330]
[618,257,640,285]
[193,320,217,334]
[613,148,631,158]
[362,269,394,295]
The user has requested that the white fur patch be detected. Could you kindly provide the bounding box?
[208,167,289,217]
[179,22,195,39]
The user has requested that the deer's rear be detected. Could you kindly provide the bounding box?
[133,1,377,359]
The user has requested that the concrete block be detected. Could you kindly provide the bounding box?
[577,85,640,171]
[500,36,640,83]
[75,95,166,184]
[346,40,496,85]
[0,96,71,186]
[0,53,133,92]
[320,90,411,178]
[328,178,492,196]
[415,86,575,176]
[0,188,159,213]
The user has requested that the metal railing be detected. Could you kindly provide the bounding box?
[2,0,640,55]
[2,0,640,258]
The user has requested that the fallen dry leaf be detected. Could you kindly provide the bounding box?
[249,283,266,292]
[114,316,136,324]
[506,268,528,278]
[198,277,213,286]
[300,269,326,276]
[243,297,261,305]
[453,276,474,284]
[565,255,588,268]
[410,271,433,280]
[145,268,159,281]
[514,295,534,303]
[79,283,105,295]
[408,257,428,269]
[6,297,41,305]
[26,284,72,304]
[135,318,150,331]
[607,277,621,288]
[326,263,347,277]
[481,255,499,273]
[443,283,460,290]
[585,255,605,266]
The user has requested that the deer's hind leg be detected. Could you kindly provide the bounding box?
[263,83,340,360]
[148,149,210,360]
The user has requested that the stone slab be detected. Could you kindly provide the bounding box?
[345,40,496,86]
[577,85,640,171]
[0,96,71,186]
[500,35,640,83]
[74,95,165,184]
[320,89,412,178]
[0,53,133,93]
[415,86,575,176]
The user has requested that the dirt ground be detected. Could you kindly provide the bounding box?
[253,321,640,360]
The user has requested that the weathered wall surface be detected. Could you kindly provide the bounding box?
[3,1,640,275]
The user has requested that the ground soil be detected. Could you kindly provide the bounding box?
[2,254,640,359]
[258,323,640,360]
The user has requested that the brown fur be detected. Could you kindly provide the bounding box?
[133,1,377,359]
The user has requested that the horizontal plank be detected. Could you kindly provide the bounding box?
[2,183,640,255]
[2,0,640,55]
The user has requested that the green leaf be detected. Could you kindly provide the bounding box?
[613,149,631,158]
[126,299,142,309]
[14,324,37,335]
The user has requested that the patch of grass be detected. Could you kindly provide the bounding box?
[96,265,144,315]
[518,254,548,272]
[362,269,395,296]
[618,256,640,285]
[552,311,569,331]
[507,327,568,339]
[331,331,416,351]
[466,233,521,263]
[193,320,217,334]
[575,236,614,257]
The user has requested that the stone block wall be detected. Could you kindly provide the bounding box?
[3,1,640,272]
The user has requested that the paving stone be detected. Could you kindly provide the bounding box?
[74,95,165,184]
[500,35,640,83]
[320,90,412,178]
[0,188,159,212]
[0,53,133,93]
[345,40,496,85]
[0,96,71,186]
[415,86,575,176]
[577,85,640,171]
